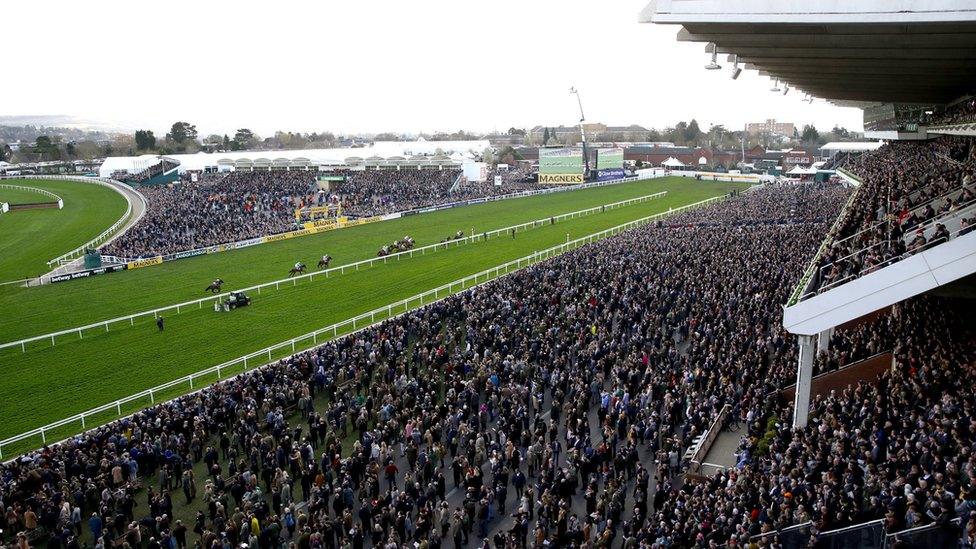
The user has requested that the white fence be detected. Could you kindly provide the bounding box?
[0,191,728,459]
[0,183,64,208]
[0,190,668,353]
[0,175,141,268]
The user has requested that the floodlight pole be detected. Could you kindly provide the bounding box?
[570,87,591,178]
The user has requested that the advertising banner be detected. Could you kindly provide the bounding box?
[50,264,127,284]
[597,168,627,181]
[538,173,584,184]
[127,256,163,270]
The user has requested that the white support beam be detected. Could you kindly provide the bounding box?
[793,334,816,429]
[817,327,833,354]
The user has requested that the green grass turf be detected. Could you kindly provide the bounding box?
[0,180,746,452]
[0,179,128,282]
[1,177,721,341]
[0,186,56,205]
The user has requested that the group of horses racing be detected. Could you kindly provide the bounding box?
[376,235,415,257]
[288,253,332,276]
[203,233,428,296]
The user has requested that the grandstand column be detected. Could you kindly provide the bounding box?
[816,327,833,354]
[792,334,815,429]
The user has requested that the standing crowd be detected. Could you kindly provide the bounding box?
[810,135,976,294]
[6,179,973,548]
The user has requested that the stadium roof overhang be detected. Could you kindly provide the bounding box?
[640,0,976,105]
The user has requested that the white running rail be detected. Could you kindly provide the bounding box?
[0,192,727,459]
[0,190,668,353]
[0,175,139,267]
[0,184,64,208]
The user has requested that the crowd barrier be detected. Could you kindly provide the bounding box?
[0,190,727,459]
[0,190,668,353]
[752,517,962,549]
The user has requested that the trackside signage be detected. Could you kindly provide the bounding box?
[538,173,584,184]
[50,264,127,284]
[127,256,163,270]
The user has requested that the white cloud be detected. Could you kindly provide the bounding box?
[3,0,863,136]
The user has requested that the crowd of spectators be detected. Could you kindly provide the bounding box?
[730,295,975,546]
[928,96,976,127]
[330,170,462,217]
[810,135,976,294]
[103,172,318,258]
[450,167,539,199]
[21,183,949,549]
[105,168,549,258]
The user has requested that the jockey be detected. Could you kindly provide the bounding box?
[321,254,329,264]
[295,261,303,270]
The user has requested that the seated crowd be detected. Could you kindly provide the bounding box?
[452,167,539,199]
[103,172,318,258]
[929,96,976,127]
[106,168,547,258]
[811,135,976,294]
[330,170,462,217]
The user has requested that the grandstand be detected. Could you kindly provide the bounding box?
[642,1,976,546]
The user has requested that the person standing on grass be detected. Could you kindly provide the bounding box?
[156,316,164,332]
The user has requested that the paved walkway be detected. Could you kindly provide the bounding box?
[700,426,742,477]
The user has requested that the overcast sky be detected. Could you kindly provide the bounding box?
[5,0,863,137]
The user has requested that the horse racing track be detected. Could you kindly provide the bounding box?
[0,177,748,456]
[0,178,128,281]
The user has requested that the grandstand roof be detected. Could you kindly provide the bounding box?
[640,1,976,105]
[98,139,489,177]
[819,141,884,152]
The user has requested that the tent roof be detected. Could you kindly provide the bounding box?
[662,157,685,167]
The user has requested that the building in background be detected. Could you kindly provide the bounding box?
[745,119,795,138]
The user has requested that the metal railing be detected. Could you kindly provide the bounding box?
[750,522,814,548]
[753,516,963,548]
[787,176,863,306]
[0,175,142,268]
[797,198,976,301]
[0,191,728,458]
[0,190,668,354]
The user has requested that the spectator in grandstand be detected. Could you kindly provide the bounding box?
[811,135,976,295]
[328,168,462,216]
[104,167,539,259]
[104,171,317,258]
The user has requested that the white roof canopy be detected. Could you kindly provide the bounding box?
[662,157,685,167]
[819,141,885,152]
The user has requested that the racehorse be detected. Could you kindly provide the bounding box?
[289,264,307,277]
[204,278,224,294]
[318,255,332,269]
